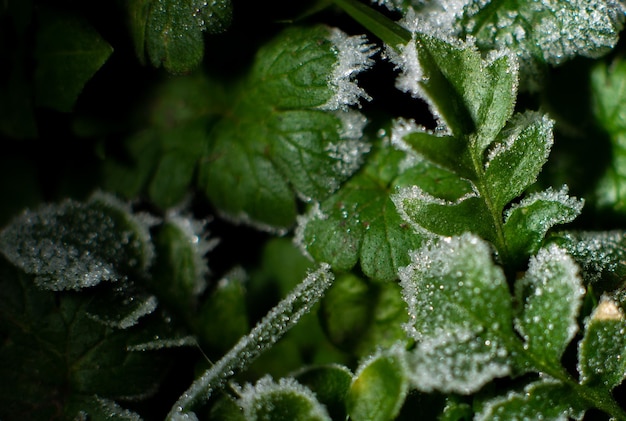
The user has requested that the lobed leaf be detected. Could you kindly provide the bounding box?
[0,192,154,291]
[399,234,514,393]
[296,142,424,282]
[199,25,375,232]
[514,244,585,365]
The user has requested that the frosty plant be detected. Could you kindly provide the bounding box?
[2,0,626,420]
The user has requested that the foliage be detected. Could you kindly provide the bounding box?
[2,0,626,419]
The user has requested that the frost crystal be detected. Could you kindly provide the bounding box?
[238,376,331,421]
[319,29,377,111]
[88,294,159,329]
[0,192,154,291]
[127,335,197,352]
[90,396,143,421]
[166,264,334,420]
[504,185,584,222]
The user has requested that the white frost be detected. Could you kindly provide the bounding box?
[319,28,377,111]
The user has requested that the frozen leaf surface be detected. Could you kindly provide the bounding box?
[199,25,375,232]
[131,0,232,73]
[399,234,514,393]
[476,379,584,421]
[296,365,353,421]
[578,297,626,391]
[0,192,154,291]
[514,244,585,364]
[459,0,626,87]
[167,264,334,419]
[296,142,425,282]
[238,376,331,421]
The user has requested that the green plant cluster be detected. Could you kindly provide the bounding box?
[2,0,626,419]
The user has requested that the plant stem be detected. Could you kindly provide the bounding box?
[332,0,411,47]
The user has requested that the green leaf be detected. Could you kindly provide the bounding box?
[238,376,331,421]
[514,244,585,365]
[483,112,554,211]
[168,264,334,419]
[150,214,215,312]
[0,259,172,420]
[387,33,516,148]
[0,192,154,291]
[399,234,514,393]
[295,364,354,421]
[295,141,424,282]
[347,345,409,421]
[142,0,232,73]
[475,379,584,421]
[319,273,408,357]
[199,25,375,232]
[548,230,626,287]
[591,57,626,212]
[460,0,626,87]
[35,11,113,112]
[503,187,584,262]
[578,296,626,391]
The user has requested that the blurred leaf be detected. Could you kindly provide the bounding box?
[35,11,113,112]
[296,364,353,421]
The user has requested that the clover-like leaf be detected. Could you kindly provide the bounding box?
[475,379,584,421]
[199,25,375,232]
[130,0,232,73]
[399,234,514,393]
[0,192,154,291]
[238,376,331,421]
[35,10,113,112]
[514,244,585,365]
[296,141,424,282]
[347,344,409,421]
[578,297,626,391]
[459,0,626,88]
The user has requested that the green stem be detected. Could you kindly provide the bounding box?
[332,0,411,47]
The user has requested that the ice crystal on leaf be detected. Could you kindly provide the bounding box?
[0,192,154,291]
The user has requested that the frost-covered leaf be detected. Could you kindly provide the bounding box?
[0,192,154,291]
[295,142,424,282]
[134,0,232,73]
[319,273,408,356]
[386,29,516,147]
[295,365,354,421]
[199,25,375,232]
[168,264,334,419]
[475,379,584,421]
[150,214,216,312]
[0,258,173,420]
[549,230,626,286]
[66,395,143,421]
[483,112,554,211]
[514,244,585,365]
[578,297,626,391]
[591,57,626,212]
[237,376,331,421]
[460,0,626,88]
[503,186,584,262]
[347,344,409,421]
[399,234,514,393]
[86,283,158,329]
[35,10,112,112]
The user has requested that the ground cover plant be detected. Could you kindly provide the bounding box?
[3,0,626,419]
